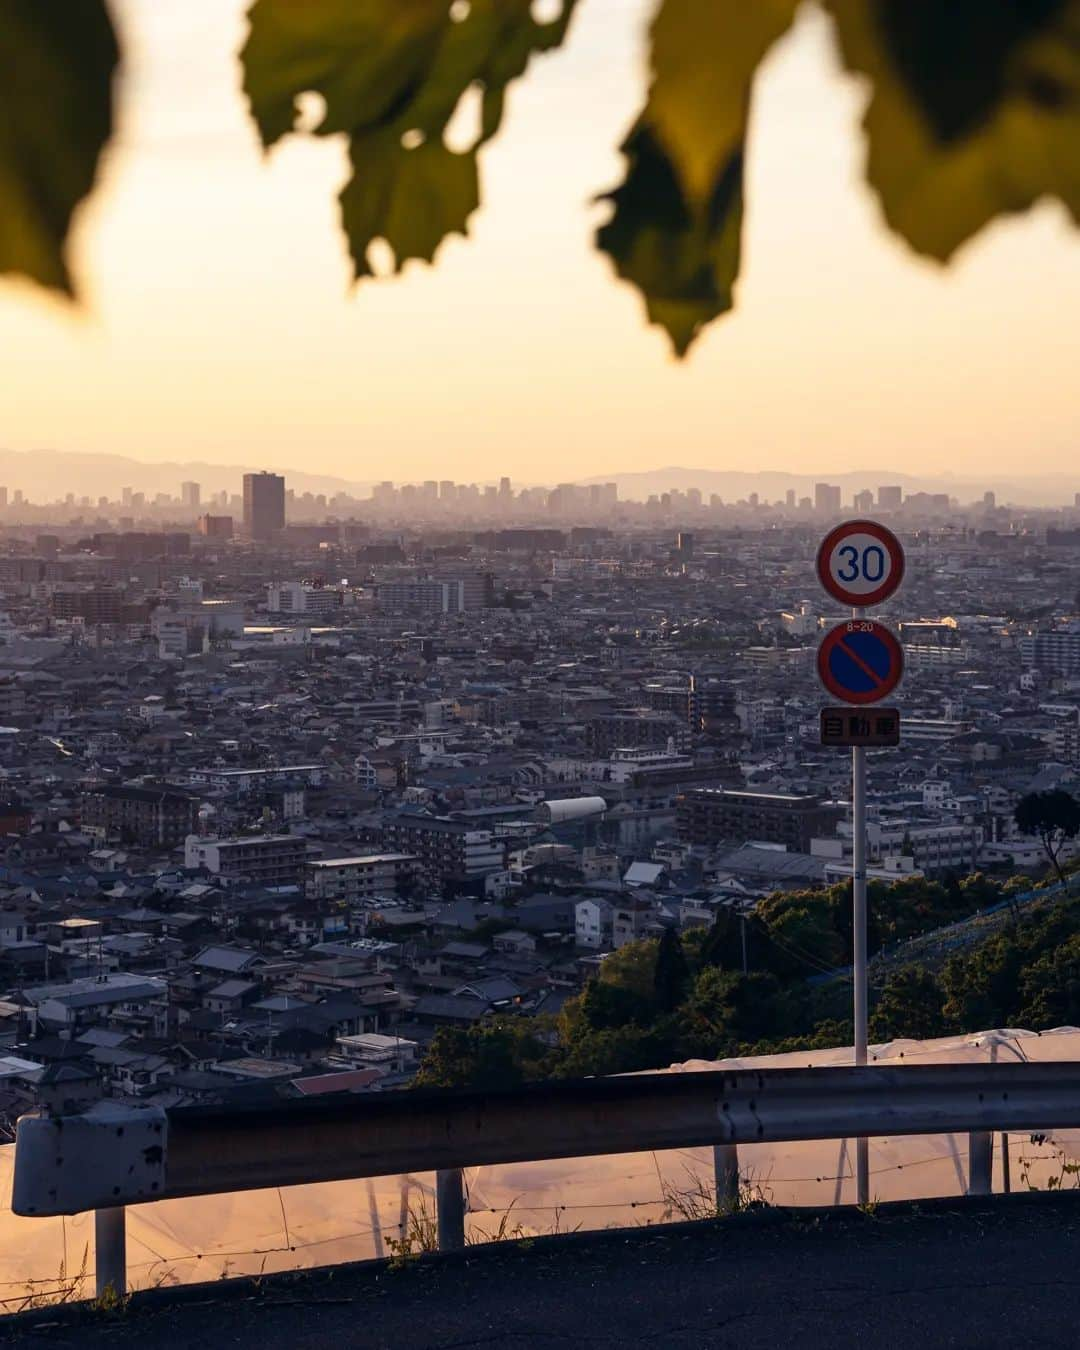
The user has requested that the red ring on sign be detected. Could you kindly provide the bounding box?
[817,620,904,705]
[816,519,905,608]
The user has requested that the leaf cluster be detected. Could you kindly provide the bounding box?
[4,1,1079,354]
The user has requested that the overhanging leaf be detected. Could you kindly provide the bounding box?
[242,0,579,277]
[598,0,798,356]
[824,0,1080,260]
[341,132,479,276]
[648,0,800,203]
[598,128,744,359]
[0,0,118,294]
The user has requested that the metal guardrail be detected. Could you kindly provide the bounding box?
[12,1061,1080,1297]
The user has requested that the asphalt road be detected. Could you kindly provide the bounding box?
[8,1193,1080,1349]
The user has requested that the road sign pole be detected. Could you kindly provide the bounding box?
[852,732,869,1206]
[816,520,905,1209]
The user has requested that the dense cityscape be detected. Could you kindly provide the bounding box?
[4,0,1080,1334]
[0,469,1076,1123]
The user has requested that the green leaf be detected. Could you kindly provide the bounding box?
[824,0,1080,260]
[0,0,117,295]
[242,0,578,277]
[341,131,479,276]
[647,0,801,203]
[597,127,744,358]
[598,0,798,356]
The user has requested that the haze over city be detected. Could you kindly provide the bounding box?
[0,0,1077,485]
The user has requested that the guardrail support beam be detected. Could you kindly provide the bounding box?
[968,1130,992,1196]
[436,1168,465,1252]
[95,1206,126,1299]
[17,1064,1080,1217]
[713,1143,739,1211]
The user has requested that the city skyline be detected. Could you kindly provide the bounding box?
[0,0,1077,484]
[0,444,1080,511]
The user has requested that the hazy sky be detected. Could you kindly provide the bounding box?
[1,0,1078,485]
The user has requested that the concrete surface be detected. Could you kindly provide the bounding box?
[7,1192,1080,1349]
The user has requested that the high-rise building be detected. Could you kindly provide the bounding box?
[181,481,201,509]
[983,490,996,510]
[853,488,874,512]
[877,485,903,510]
[0,487,7,509]
[814,483,841,514]
[242,472,285,539]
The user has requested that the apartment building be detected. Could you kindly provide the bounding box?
[374,573,494,614]
[381,814,505,884]
[677,789,843,853]
[184,833,308,886]
[305,853,418,903]
[266,581,342,616]
[82,784,200,848]
[1020,631,1080,676]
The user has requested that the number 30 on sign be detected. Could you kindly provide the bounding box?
[816,519,905,608]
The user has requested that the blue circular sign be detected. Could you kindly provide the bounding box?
[817,621,903,705]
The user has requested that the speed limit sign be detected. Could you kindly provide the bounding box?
[816,519,905,608]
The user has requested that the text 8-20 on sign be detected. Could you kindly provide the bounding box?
[816,519,905,608]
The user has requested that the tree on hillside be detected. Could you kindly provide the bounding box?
[414,1019,553,1090]
[596,938,659,1002]
[653,927,690,1013]
[697,908,749,972]
[868,966,948,1043]
[677,966,786,1050]
[1015,934,1080,1031]
[577,977,654,1032]
[1014,790,1080,885]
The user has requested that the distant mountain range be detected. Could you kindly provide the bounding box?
[574,466,1080,507]
[0,449,1073,508]
[0,449,369,501]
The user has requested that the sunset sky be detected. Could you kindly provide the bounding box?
[0,0,1078,486]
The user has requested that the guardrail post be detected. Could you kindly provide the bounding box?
[1001,1132,1012,1193]
[436,1168,465,1252]
[713,1143,739,1211]
[95,1206,127,1299]
[967,1130,992,1196]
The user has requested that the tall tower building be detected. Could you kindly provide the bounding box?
[181,481,201,509]
[242,472,285,539]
